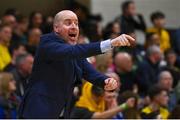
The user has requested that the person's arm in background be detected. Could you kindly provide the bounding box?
[133,14,146,31]
[92,97,135,119]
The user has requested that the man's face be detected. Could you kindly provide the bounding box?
[166,53,177,65]
[29,28,42,45]
[20,55,34,75]
[155,91,169,107]
[33,13,43,26]
[160,74,173,91]
[127,3,136,16]
[0,26,12,46]
[54,11,79,45]
[153,18,166,28]
[2,15,17,29]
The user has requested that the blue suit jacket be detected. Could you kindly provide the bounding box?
[18,32,108,118]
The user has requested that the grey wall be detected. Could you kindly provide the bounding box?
[91,0,180,28]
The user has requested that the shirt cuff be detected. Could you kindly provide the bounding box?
[100,39,113,53]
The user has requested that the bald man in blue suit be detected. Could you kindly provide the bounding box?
[18,10,135,118]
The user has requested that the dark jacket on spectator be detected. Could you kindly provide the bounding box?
[117,14,146,34]
[136,57,160,96]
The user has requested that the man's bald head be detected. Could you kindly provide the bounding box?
[53,10,79,45]
[53,10,78,27]
[114,52,133,72]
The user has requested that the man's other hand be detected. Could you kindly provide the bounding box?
[104,78,118,91]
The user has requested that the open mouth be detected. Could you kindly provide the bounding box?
[69,33,76,38]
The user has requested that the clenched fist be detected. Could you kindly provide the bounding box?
[104,78,118,91]
[111,34,135,47]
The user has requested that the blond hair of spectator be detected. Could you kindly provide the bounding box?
[0,72,14,98]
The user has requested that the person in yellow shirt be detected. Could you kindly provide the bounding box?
[70,82,135,119]
[141,85,169,119]
[0,25,12,71]
[147,11,171,53]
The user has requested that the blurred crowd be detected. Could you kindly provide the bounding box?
[0,0,180,119]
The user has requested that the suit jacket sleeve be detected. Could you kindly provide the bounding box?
[39,37,102,61]
[82,59,108,88]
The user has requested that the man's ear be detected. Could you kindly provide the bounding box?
[53,25,58,32]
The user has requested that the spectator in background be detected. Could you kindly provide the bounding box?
[85,15,103,42]
[10,53,34,97]
[4,43,27,72]
[28,11,44,32]
[114,52,138,93]
[103,21,121,40]
[42,16,53,34]
[26,28,42,56]
[158,71,177,111]
[147,11,171,53]
[144,32,160,49]
[118,91,141,119]
[0,25,12,71]
[137,45,162,96]
[141,85,169,119]
[162,49,180,87]
[70,82,135,119]
[96,51,114,73]
[11,15,29,45]
[0,72,21,119]
[1,14,17,30]
[116,0,146,34]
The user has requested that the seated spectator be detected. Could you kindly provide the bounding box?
[0,25,12,71]
[11,15,28,45]
[26,28,42,56]
[114,52,138,93]
[42,16,53,34]
[0,72,21,119]
[118,91,141,119]
[103,21,121,39]
[158,71,177,111]
[141,85,169,119]
[162,49,180,87]
[144,32,160,49]
[116,0,146,34]
[70,82,135,119]
[4,43,27,72]
[1,14,17,30]
[10,53,34,97]
[147,11,171,52]
[28,11,44,32]
[96,51,114,73]
[136,45,162,96]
